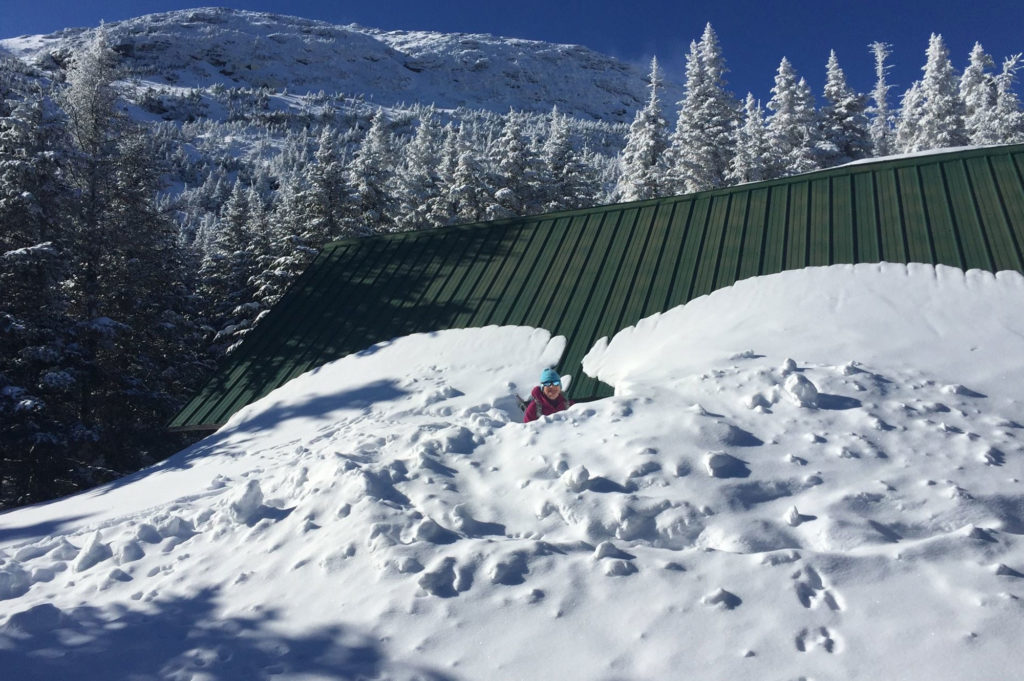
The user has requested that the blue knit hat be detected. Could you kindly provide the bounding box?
[540,368,561,386]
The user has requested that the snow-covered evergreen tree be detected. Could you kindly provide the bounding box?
[425,123,463,228]
[0,89,79,504]
[728,93,772,184]
[393,108,443,230]
[448,145,490,224]
[349,109,395,234]
[959,44,1024,145]
[819,50,871,166]
[960,42,998,145]
[541,106,590,211]
[666,24,739,193]
[895,81,926,153]
[486,109,530,219]
[616,58,669,201]
[0,241,79,504]
[198,179,263,354]
[868,42,896,157]
[897,34,968,152]
[766,58,822,177]
[992,55,1024,143]
[305,124,351,244]
[250,172,320,311]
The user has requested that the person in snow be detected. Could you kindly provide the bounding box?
[523,368,571,423]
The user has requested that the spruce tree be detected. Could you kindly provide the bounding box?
[898,34,968,152]
[425,123,463,228]
[486,109,530,219]
[305,124,351,244]
[895,81,926,152]
[349,109,395,234]
[448,146,490,224]
[868,42,896,157]
[819,51,871,166]
[992,55,1024,143]
[728,93,772,184]
[393,109,443,230]
[541,106,588,210]
[55,28,204,488]
[199,180,262,355]
[666,24,739,193]
[960,42,998,144]
[766,58,822,177]
[617,58,669,201]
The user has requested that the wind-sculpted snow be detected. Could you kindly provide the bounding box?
[2,265,1024,680]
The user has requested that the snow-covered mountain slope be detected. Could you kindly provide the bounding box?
[0,7,676,122]
[2,263,1024,680]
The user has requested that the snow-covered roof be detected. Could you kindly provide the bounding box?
[170,143,1024,431]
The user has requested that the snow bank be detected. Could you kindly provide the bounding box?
[2,264,1023,681]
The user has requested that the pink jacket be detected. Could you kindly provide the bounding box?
[523,385,570,422]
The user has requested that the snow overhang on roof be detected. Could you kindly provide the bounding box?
[170,144,1024,431]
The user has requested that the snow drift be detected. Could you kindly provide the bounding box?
[2,263,1024,681]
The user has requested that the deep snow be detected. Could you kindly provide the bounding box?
[2,263,1024,681]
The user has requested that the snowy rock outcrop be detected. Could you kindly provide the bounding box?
[0,8,680,122]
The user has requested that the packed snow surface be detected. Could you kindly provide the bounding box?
[2,262,1024,680]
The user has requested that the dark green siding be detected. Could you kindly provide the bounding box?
[171,144,1024,430]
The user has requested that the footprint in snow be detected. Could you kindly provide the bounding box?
[792,565,842,611]
[795,626,839,653]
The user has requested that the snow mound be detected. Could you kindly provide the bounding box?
[2,264,1024,681]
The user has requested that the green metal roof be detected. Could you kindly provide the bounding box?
[171,144,1024,431]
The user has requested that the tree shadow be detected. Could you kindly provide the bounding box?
[89,379,410,498]
[0,586,458,681]
[0,515,91,544]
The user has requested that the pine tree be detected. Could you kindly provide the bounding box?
[959,43,1023,145]
[819,51,871,166]
[617,57,669,201]
[0,96,63,246]
[0,242,78,504]
[666,24,739,193]
[867,42,896,157]
[728,93,772,184]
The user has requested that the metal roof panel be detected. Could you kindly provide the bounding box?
[170,144,1024,430]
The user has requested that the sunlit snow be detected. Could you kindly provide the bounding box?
[2,263,1023,680]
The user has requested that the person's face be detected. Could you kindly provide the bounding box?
[542,381,562,400]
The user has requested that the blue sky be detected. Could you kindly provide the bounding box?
[5,1,1024,102]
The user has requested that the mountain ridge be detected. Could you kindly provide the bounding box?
[0,7,682,122]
